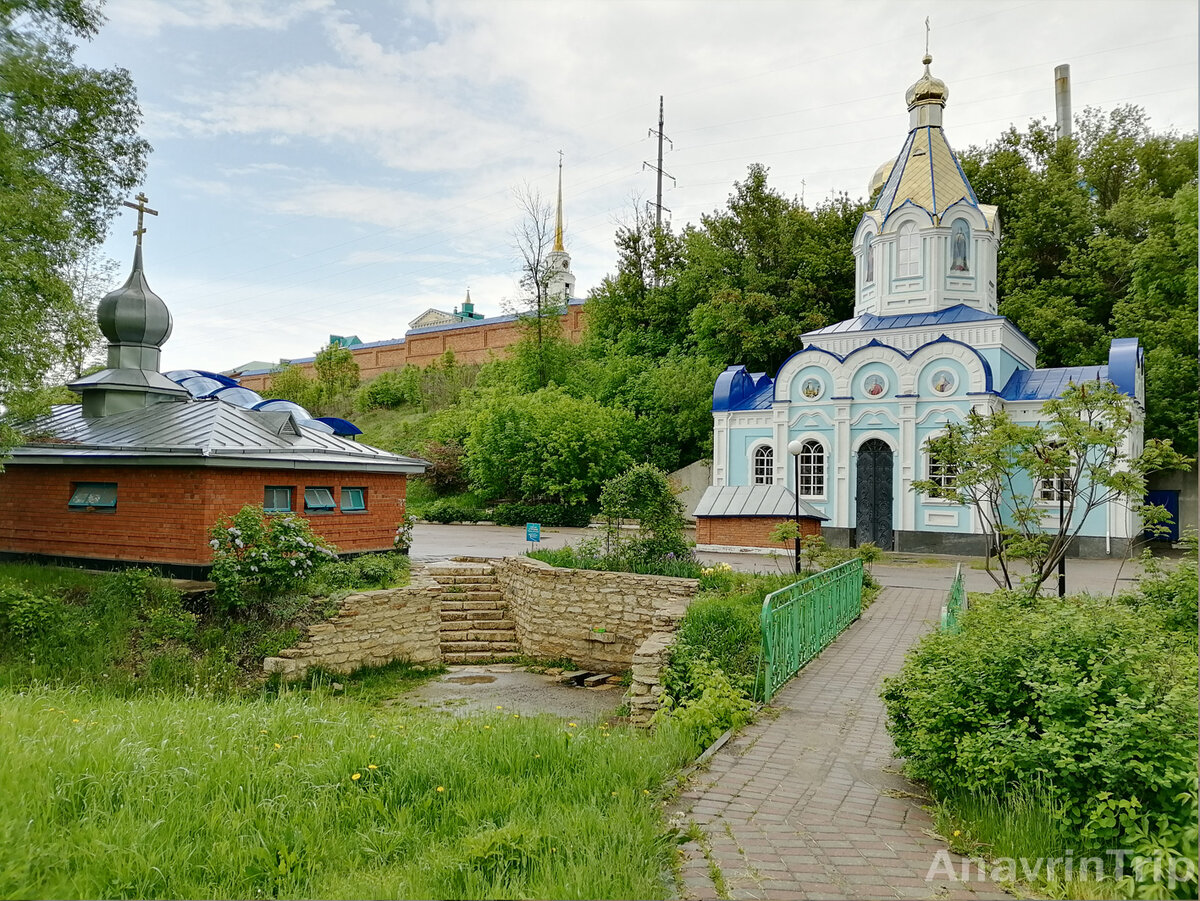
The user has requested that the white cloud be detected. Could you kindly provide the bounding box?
[105,0,332,37]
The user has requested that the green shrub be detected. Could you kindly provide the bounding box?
[208,506,338,612]
[355,366,422,411]
[492,502,593,528]
[882,587,1198,861]
[422,499,485,524]
[653,655,755,748]
[0,587,62,641]
[598,463,690,563]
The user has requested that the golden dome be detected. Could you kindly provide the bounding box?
[905,54,948,109]
[869,159,894,197]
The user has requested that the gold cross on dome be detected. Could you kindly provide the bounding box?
[121,192,159,246]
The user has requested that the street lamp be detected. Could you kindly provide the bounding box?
[788,439,805,575]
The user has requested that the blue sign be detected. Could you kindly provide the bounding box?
[525,522,541,542]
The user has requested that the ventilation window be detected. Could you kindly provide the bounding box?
[264,486,292,512]
[304,487,336,512]
[341,488,366,512]
[68,482,117,510]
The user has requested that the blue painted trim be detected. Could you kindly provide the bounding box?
[1107,338,1142,398]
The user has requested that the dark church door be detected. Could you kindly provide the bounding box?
[855,439,894,550]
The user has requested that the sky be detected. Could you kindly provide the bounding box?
[72,0,1199,374]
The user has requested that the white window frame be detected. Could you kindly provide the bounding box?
[796,439,826,499]
[895,221,921,278]
[751,444,774,485]
[1036,443,1074,505]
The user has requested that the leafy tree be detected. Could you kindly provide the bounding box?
[913,381,1188,594]
[598,463,689,562]
[312,341,359,412]
[684,165,863,372]
[583,202,688,357]
[1,0,149,433]
[959,107,1198,451]
[464,387,636,506]
[260,364,320,411]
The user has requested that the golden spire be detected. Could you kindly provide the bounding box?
[553,151,565,253]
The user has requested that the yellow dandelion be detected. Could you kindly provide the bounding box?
[260,729,268,734]
[643,789,651,795]
[368,764,378,770]
[534,753,541,759]
[568,722,577,727]
[512,714,520,718]
[436,786,445,792]
[72,719,80,723]
[611,791,618,796]
[953,830,961,837]
[484,725,491,730]
[352,772,361,781]
[292,734,300,739]
[495,705,503,710]
[273,743,281,749]
[369,734,377,738]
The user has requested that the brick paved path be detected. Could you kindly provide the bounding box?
[670,585,1010,901]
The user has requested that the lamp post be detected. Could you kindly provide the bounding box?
[788,439,805,575]
[1058,479,1067,598]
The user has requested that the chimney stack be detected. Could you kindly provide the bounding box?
[1055,64,1072,138]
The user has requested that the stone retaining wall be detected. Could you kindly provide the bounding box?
[263,571,441,679]
[491,556,695,673]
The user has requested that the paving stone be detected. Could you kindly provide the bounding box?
[667,586,1010,901]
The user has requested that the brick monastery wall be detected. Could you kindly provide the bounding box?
[0,464,407,567]
[237,305,587,393]
[696,515,822,549]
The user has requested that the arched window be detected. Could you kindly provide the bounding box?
[797,440,825,497]
[862,232,875,283]
[927,447,957,492]
[896,222,920,277]
[752,445,774,485]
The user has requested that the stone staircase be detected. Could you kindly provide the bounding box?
[426,561,519,664]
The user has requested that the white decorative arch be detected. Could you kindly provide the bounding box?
[852,430,898,453]
[850,407,900,429]
[916,405,965,426]
[905,341,991,395]
[840,354,902,397]
[790,408,836,430]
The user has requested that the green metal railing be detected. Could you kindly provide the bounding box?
[759,558,863,702]
[941,563,967,633]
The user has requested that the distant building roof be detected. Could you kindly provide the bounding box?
[694,485,827,520]
[999,365,1108,401]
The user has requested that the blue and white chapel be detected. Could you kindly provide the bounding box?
[701,54,1145,556]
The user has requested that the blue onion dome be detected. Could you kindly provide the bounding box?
[905,53,948,109]
[97,245,173,346]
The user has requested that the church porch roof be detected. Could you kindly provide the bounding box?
[694,485,827,521]
[999,366,1109,401]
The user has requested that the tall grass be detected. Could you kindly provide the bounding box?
[0,687,697,899]
[933,785,1122,899]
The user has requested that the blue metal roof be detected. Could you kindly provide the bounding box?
[806,304,1001,336]
[1000,366,1108,401]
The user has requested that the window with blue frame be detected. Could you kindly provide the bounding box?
[304,487,336,512]
[68,482,117,510]
[341,487,366,512]
[264,486,292,512]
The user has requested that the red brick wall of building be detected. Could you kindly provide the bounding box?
[696,515,822,549]
[237,305,588,393]
[0,464,407,567]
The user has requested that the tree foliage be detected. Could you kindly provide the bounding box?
[0,0,148,421]
[959,107,1198,453]
[913,381,1189,594]
[464,387,636,507]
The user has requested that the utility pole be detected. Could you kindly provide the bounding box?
[643,95,675,227]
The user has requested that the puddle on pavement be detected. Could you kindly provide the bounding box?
[445,675,497,685]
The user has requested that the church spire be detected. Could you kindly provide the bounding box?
[553,151,565,253]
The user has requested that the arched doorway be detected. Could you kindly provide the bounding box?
[855,438,894,550]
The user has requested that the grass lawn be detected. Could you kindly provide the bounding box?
[0,686,696,899]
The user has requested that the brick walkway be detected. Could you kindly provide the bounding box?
[670,586,1010,901]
